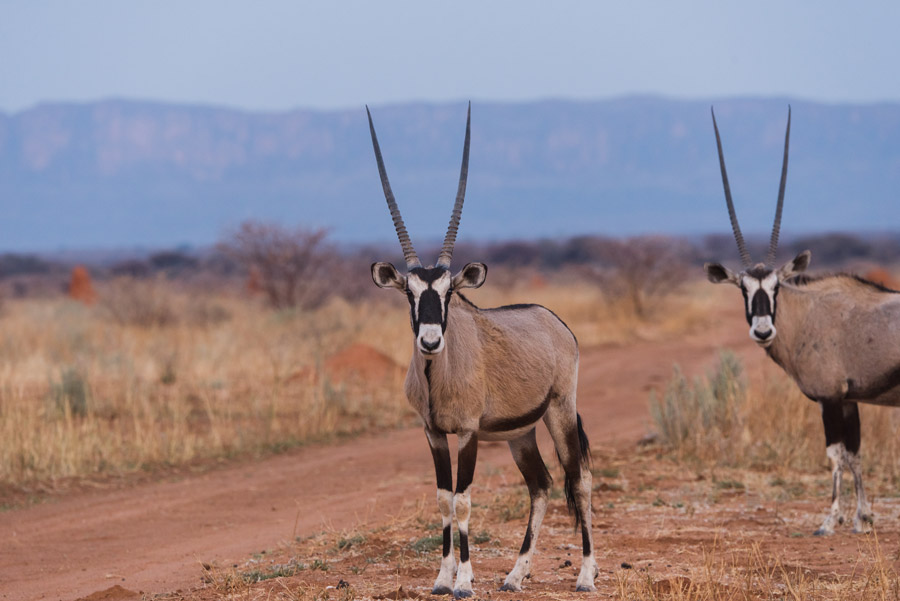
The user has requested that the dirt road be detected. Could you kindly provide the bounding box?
[2,322,757,601]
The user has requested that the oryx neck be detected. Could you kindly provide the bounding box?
[763,285,810,368]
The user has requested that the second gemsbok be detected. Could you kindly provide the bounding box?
[704,106,900,535]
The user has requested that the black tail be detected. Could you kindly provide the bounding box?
[560,413,592,529]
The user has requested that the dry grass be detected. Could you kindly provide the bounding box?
[614,535,900,601]
[0,272,716,490]
[0,290,413,488]
[650,352,900,491]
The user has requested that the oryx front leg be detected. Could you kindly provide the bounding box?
[452,432,478,599]
[501,429,551,592]
[815,442,845,536]
[426,428,455,595]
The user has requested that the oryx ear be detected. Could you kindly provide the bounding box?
[452,262,487,289]
[778,250,811,280]
[704,263,740,286]
[371,262,406,290]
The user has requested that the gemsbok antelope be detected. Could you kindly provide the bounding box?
[367,104,597,596]
[704,106,897,535]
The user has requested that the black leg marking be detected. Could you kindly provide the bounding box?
[518,528,533,556]
[581,525,592,558]
[442,525,452,557]
[459,532,469,563]
[429,430,453,493]
[821,401,845,448]
[456,434,478,494]
[842,402,861,455]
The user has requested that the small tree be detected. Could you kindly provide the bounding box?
[218,221,333,310]
[589,235,690,318]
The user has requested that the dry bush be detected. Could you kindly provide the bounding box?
[218,221,334,310]
[585,235,691,318]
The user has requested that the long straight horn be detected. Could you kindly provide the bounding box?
[366,106,421,270]
[711,107,752,267]
[436,102,471,269]
[766,106,791,267]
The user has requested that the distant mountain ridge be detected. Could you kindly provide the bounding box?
[2,96,899,251]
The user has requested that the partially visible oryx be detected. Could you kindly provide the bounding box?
[367,104,597,596]
[704,106,900,535]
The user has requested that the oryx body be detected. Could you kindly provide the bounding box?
[704,107,893,535]
[768,274,900,409]
[367,104,596,596]
[404,292,581,442]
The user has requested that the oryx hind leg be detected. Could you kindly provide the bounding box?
[543,400,596,592]
[425,428,456,595]
[840,403,873,533]
[500,428,552,592]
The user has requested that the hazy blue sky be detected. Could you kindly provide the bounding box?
[2,1,899,112]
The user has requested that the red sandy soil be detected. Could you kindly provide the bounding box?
[1,304,884,601]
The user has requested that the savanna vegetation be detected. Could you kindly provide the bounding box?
[0,223,724,490]
[1,225,898,491]
[5,223,900,599]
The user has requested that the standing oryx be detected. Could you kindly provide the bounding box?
[367,104,597,596]
[704,106,900,535]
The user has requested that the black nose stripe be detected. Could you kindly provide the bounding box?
[751,289,772,317]
[417,289,444,324]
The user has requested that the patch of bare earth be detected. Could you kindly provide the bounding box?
[180,444,900,600]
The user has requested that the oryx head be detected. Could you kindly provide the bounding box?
[368,103,487,356]
[703,107,811,348]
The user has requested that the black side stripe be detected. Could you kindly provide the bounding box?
[480,391,554,433]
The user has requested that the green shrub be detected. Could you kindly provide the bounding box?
[649,351,745,463]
